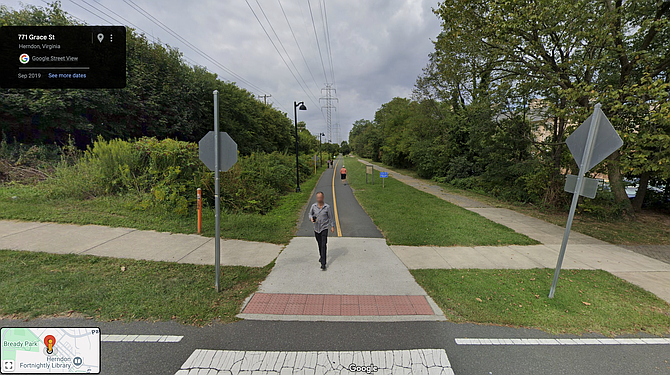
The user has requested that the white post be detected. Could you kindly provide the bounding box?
[549,103,603,298]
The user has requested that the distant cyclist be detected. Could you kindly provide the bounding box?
[340,165,347,184]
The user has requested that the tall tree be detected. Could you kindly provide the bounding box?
[428,0,670,212]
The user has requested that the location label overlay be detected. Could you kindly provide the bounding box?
[0,26,126,89]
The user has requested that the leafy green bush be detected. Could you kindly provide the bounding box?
[579,190,627,220]
[85,137,143,193]
[42,158,106,199]
[411,142,452,179]
[42,137,314,216]
[450,176,490,193]
[445,155,477,181]
[202,152,315,214]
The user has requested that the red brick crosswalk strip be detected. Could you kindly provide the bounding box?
[242,293,435,316]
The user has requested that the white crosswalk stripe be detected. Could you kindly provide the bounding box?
[101,334,183,343]
[455,337,670,345]
[175,349,455,374]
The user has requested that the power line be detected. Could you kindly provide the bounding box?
[321,0,336,85]
[253,0,320,108]
[319,0,338,143]
[87,0,152,36]
[270,99,290,114]
[123,0,270,95]
[67,0,211,77]
[38,0,86,23]
[306,0,328,84]
[53,0,301,120]
[245,0,321,112]
[277,0,321,93]
[68,0,113,24]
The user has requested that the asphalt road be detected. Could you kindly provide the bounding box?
[296,155,383,238]
[2,318,668,375]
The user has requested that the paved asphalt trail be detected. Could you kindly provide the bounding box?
[296,155,382,238]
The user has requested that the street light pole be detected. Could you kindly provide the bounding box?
[318,133,321,168]
[294,101,306,192]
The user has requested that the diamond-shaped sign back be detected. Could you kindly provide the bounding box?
[566,106,623,172]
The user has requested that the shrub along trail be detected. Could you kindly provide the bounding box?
[0,138,327,244]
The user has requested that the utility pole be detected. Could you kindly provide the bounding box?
[259,94,272,105]
[320,84,338,143]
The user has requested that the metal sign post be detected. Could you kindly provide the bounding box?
[213,90,221,293]
[198,91,238,292]
[380,171,388,188]
[549,103,623,298]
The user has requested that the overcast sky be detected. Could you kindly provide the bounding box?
[5,0,442,142]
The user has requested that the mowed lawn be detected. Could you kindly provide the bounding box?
[344,156,537,246]
[0,250,270,325]
[412,268,670,336]
[358,156,670,246]
[0,166,326,245]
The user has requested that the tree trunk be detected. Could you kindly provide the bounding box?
[631,171,650,212]
[607,150,633,215]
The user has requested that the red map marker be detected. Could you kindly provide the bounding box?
[44,335,56,354]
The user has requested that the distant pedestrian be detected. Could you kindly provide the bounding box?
[309,192,335,270]
[340,165,347,184]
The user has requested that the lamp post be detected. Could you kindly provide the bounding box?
[318,132,325,168]
[294,101,307,192]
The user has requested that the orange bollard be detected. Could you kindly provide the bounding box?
[197,188,202,234]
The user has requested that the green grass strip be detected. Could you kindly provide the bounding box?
[412,268,670,335]
[0,250,270,325]
[344,156,537,246]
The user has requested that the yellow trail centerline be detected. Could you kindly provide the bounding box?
[332,156,342,237]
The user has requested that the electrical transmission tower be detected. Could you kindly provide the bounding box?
[320,84,338,143]
[335,124,340,145]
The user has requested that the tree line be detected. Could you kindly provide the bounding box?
[350,0,669,214]
[0,2,327,156]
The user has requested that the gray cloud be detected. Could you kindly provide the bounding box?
[5,0,441,141]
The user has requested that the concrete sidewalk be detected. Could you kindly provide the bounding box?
[239,236,446,321]
[358,158,670,304]
[0,220,282,267]
[391,243,670,303]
